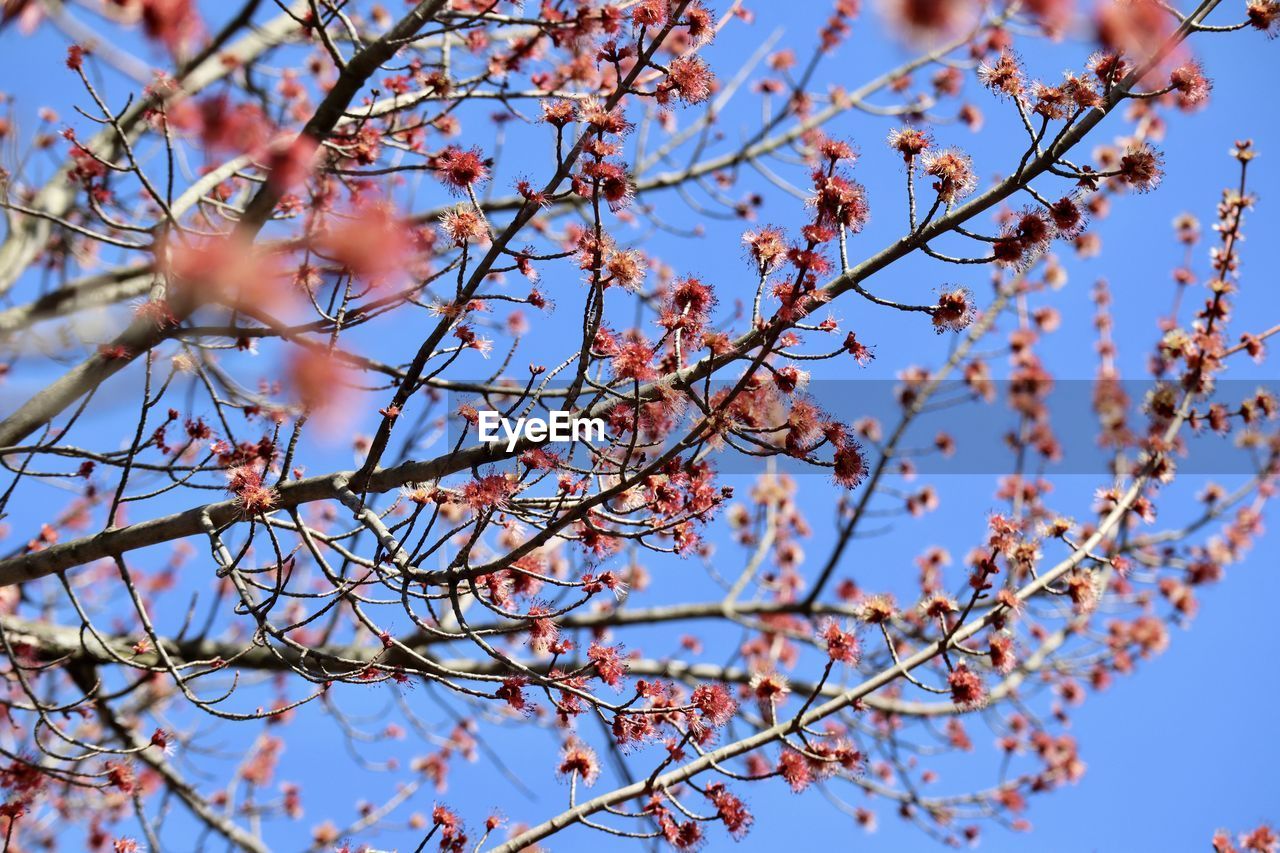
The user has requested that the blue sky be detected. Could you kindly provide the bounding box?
[1,1,1279,851]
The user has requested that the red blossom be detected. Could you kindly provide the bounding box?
[833,441,867,488]
[887,126,931,161]
[461,474,515,511]
[922,149,977,202]
[978,52,1023,98]
[320,204,414,281]
[1049,195,1087,237]
[587,642,628,688]
[432,145,490,192]
[665,55,715,104]
[1170,61,1212,108]
[557,739,600,785]
[140,0,202,55]
[690,683,736,728]
[777,749,811,792]
[612,338,658,381]
[948,662,986,708]
[685,2,716,46]
[541,99,577,127]
[809,171,870,231]
[743,226,788,272]
[932,287,975,333]
[105,762,135,794]
[226,466,276,516]
[630,0,666,27]
[989,633,1017,674]
[1248,1,1280,36]
[1115,145,1164,192]
[526,604,559,654]
[822,621,859,664]
[704,783,752,839]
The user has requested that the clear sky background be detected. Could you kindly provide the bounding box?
[2,1,1279,851]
